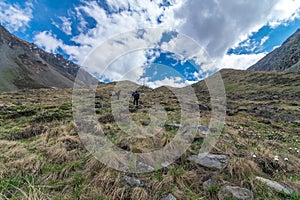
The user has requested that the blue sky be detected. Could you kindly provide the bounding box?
[1,0,300,88]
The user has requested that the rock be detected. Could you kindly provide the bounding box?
[159,193,176,200]
[292,119,300,123]
[136,162,155,172]
[188,154,229,170]
[199,104,212,111]
[166,124,209,134]
[255,177,294,196]
[120,175,145,188]
[279,113,297,123]
[218,186,253,200]
[160,101,167,105]
[258,119,272,124]
[129,107,137,111]
[95,103,107,108]
[203,179,218,190]
[237,106,248,112]
[166,123,183,128]
[227,109,237,116]
[161,161,172,168]
[197,125,210,135]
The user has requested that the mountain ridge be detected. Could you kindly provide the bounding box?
[248,29,300,72]
[0,25,81,92]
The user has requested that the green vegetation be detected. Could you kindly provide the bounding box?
[0,70,299,199]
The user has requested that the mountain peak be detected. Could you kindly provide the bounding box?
[248,29,300,72]
[0,25,81,92]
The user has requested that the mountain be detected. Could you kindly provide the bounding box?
[248,29,300,72]
[0,25,80,92]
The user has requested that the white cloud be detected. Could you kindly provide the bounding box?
[35,0,184,84]
[32,0,300,87]
[267,0,300,27]
[0,1,33,32]
[175,0,300,59]
[99,51,148,82]
[176,0,275,58]
[140,76,193,89]
[52,17,72,35]
[33,31,90,61]
[33,31,63,53]
[218,53,267,70]
[260,36,269,46]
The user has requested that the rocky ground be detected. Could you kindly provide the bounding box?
[0,69,299,199]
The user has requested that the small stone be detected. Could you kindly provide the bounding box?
[196,125,210,135]
[95,103,107,108]
[159,193,176,200]
[218,186,253,200]
[256,176,294,196]
[136,162,155,172]
[259,119,272,124]
[166,123,183,128]
[188,153,229,170]
[120,176,144,188]
[199,104,212,111]
[203,179,217,190]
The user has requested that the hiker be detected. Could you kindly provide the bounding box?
[132,91,140,107]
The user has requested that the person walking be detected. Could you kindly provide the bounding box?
[132,91,140,107]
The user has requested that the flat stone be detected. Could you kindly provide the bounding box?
[136,162,155,172]
[218,186,253,200]
[188,154,229,170]
[256,176,294,196]
[120,176,145,188]
[159,193,176,200]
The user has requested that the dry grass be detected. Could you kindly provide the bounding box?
[131,187,149,200]
[0,70,299,199]
[227,157,262,181]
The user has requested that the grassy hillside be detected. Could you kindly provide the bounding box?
[0,69,299,199]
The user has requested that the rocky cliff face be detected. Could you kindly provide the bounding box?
[0,25,80,92]
[248,29,300,72]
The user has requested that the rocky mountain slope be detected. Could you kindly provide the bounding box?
[248,29,300,72]
[0,25,80,92]
[0,69,299,199]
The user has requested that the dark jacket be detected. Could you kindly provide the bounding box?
[132,92,139,99]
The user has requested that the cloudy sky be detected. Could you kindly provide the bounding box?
[1,0,300,87]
